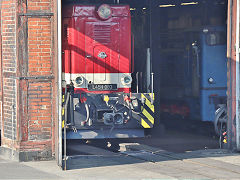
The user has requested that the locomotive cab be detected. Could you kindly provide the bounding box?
[62,4,154,140]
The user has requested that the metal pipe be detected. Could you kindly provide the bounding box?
[149,0,154,105]
[136,72,139,93]
[64,92,70,171]
[151,72,154,104]
[57,0,63,167]
[236,0,240,151]
[149,0,152,74]
[69,88,74,126]
[146,48,151,93]
[140,72,143,92]
[85,102,91,126]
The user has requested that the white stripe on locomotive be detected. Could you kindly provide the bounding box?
[62,73,132,89]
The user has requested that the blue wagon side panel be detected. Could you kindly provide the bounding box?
[200,29,227,122]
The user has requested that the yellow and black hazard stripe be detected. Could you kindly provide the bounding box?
[140,93,154,128]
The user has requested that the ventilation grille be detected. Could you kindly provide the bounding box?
[93,25,111,44]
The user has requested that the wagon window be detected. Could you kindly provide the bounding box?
[206,32,226,46]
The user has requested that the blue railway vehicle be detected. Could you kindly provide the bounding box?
[192,26,227,122]
[159,26,227,133]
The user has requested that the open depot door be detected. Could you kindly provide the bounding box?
[57,0,238,170]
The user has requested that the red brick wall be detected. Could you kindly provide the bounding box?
[27,0,51,11]
[1,0,17,144]
[20,0,55,154]
[28,82,52,141]
[26,16,54,147]
[0,0,57,160]
[28,18,52,76]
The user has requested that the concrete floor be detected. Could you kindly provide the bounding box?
[0,129,239,179]
[0,148,240,179]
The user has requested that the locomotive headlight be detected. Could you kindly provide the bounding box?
[75,76,84,86]
[97,4,112,20]
[208,77,214,84]
[121,75,132,85]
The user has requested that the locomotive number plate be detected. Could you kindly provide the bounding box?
[88,84,118,91]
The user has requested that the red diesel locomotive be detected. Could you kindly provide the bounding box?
[62,4,154,139]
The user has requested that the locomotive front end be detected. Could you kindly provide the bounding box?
[62,4,154,139]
